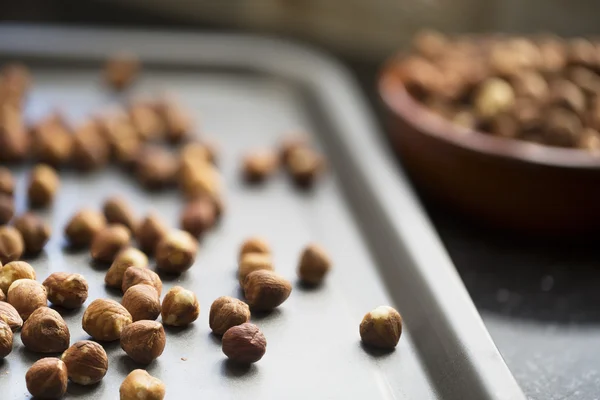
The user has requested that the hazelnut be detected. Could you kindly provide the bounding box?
[451,109,477,131]
[61,340,108,385]
[544,108,582,147]
[28,163,59,208]
[0,225,23,264]
[90,224,131,263]
[180,197,216,237]
[82,298,132,341]
[155,229,198,274]
[26,358,68,399]
[122,284,161,321]
[120,320,166,364]
[222,323,266,364]
[135,213,168,255]
[122,266,162,295]
[103,196,137,231]
[0,288,4,301]
[395,56,443,100]
[538,36,567,74]
[0,320,12,358]
[412,29,448,60]
[43,272,89,309]
[568,66,600,95]
[120,369,166,400]
[64,208,107,247]
[105,53,140,91]
[129,102,164,141]
[13,212,51,254]
[243,270,292,311]
[0,193,14,225]
[105,247,149,288]
[568,38,596,67]
[70,121,110,171]
[157,100,192,143]
[209,296,251,335]
[474,78,515,119]
[279,135,309,164]
[0,166,14,195]
[161,286,200,327]
[0,260,35,293]
[21,307,70,353]
[179,161,221,201]
[242,150,279,182]
[238,253,274,284]
[297,243,332,285]
[0,104,29,163]
[548,79,586,118]
[238,237,270,261]
[101,115,141,164]
[510,71,549,101]
[359,306,403,349]
[489,113,519,139]
[179,141,216,166]
[32,116,73,166]
[0,301,23,331]
[134,145,178,190]
[578,128,600,151]
[7,278,47,319]
[286,147,325,187]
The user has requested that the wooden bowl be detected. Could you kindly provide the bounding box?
[379,65,600,233]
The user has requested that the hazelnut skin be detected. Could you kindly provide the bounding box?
[7,278,47,320]
[238,253,274,284]
[120,320,166,364]
[105,247,149,288]
[103,196,137,231]
[209,296,251,335]
[0,320,13,358]
[297,244,332,285]
[27,164,59,208]
[21,307,70,353]
[161,286,200,327]
[0,225,24,264]
[222,323,267,364]
[155,229,198,274]
[90,224,131,263]
[359,306,403,349]
[120,369,166,400]
[0,260,36,293]
[122,284,161,322]
[82,298,132,341]
[64,209,106,247]
[0,301,23,331]
[13,212,51,254]
[134,213,167,255]
[43,272,89,309]
[61,340,108,385]
[238,236,270,261]
[26,358,68,399]
[243,270,292,311]
[121,266,162,296]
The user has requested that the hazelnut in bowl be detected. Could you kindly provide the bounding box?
[379,31,600,233]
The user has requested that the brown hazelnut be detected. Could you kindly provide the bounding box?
[161,286,200,327]
[548,79,586,114]
[510,71,549,101]
[538,36,567,74]
[134,145,178,190]
[155,229,198,274]
[297,244,332,285]
[0,225,23,264]
[82,298,132,341]
[120,320,166,364]
[28,163,59,208]
[0,320,12,358]
[0,260,35,293]
[100,114,141,165]
[0,104,29,163]
[105,247,149,288]
[209,296,251,335]
[568,66,600,95]
[279,135,309,164]
[243,270,292,311]
[120,369,166,400]
[135,212,168,255]
[0,301,22,331]
[180,197,216,237]
[412,29,448,60]
[26,358,68,399]
[7,278,47,319]
[122,266,163,295]
[105,53,140,91]
[70,121,110,171]
[286,147,325,187]
[90,224,131,263]
[242,150,279,182]
[64,208,107,247]
[13,212,51,254]
[544,108,582,147]
[474,78,515,119]
[451,109,477,131]
[179,161,222,201]
[568,38,596,67]
[239,236,270,261]
[61,340,108,385]
[222,323,266,364]
[489,113,519,139]
[179,141,216,166]
[359,306,403,349]
[21,307,70,353]
[395,56,444,100]
[238,253,274,284]
[0,193,14,225]
[129,102,164,142]
[157,100,192,143]
[122,284,161,321]
[43,272,89,309]
[0,166,14,195]
[103,196,137,231]
[32,116,73,166]
[578,128,600,151]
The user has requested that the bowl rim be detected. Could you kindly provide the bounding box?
[379,63,600,170]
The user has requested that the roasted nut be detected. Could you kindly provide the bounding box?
[135,145,178,190]
[548,79,586,114]
[297,243,332,285]
[105,247,149,288]
[26,358,68,399]
[238,253,274,284]
[489,113,519,139]
[161,286,200,327]
[222,323,267,364]
[0,260,35,293]
[1,63,30,102]
[0,225,23,264]
[28,164,59,208]
[32,115,73,166]
[412,29,448,60]
[43,272,89,309]
[239,237,270,261]
[21,307,70,353]
[64,209,107,247]
[242,150,279,182]
[578,128,600,151]
[179,161,221,201]
[13,212,51,254]
[122,284,161,321]
[0,301,23,331]
[155,229,198,274]
[209,296,251,335]
[568,37,596,67]
[544,108,582,147]
[180,197,216,237]
[179,141,215,166]
[135,213,168,255]
[243,270,292,311]
[280,135,309,164]
[0,320,12,358]
[7,278,47,319]
[0,104,29,163]
[90,224,131,263]
[474,77,515,119]
[103,196,137,231]
[286,147,325,187]
[129,102,164,141]
[120,369,166,400]
[395,56,444,100]
[99,114,141,164]
[510,71,549,101]
[122,266,162,295]
[105,53,140,91]
[0,166,14,195]
[0,194,14,225]
[451,109,477,130]
[538,36,567,74]
[120,320,166,364]
[61,340,108,385]
[359,305,403,349]
[157,100,192,143]
[71,121,110,171]
[82,298,132,341]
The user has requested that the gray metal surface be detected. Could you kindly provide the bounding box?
[0,25,524,400]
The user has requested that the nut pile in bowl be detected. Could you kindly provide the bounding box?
[391,30,600,151]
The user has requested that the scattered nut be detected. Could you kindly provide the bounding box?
[359,306,403,349]
[129,102,164,141]
[179,161,221,201]
[286,147,325,187]
[0,225,23,264]
[242,150,279,182]
[105,247,149,288]
[105,53,140,91]
[122,284,161,322]
[61,340,108,385]
[21,307,70,353]
[155,229,198,274]
[209,296,251,335]
[82,298,132,341]
[43,272,89,309]
[28,163,59,208]
[238,253,274,284]
[0,193,14,225]
[578,128,600,151]
[279,135,309,164]
[70,121,110,171]
[90,224,131,263]
[103,196,137,231]
[297,243,332,285]
[0,104,29,163]
[0,320,12,358]
[120,369,166,400]
[243,270,292,311]
[180,197,216,237]
[120,320,166,364]
[239,237,270,261]
[222,323,267,364]
[548,79,586,114]
[122,266,163,295]
[179,141,215,166]
[26,358,68,399]
[0,260,35,293]
[161,286,200,327]
[100,114,141,164]
[0,166,14,196]
[134,145,178,190]
[7,278,47,319]
[474,77,515,119]
[544,108,582,147]
[13,212,51,254]
[135,212,168,255]
[32,115,73,166]
[0,301,23,331]
[157,100,192,143]
[64,208,107,247]
[412,29,448,60]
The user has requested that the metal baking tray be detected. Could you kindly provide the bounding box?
[0,25,525,400]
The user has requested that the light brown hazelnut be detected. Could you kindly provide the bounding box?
[100,114,141,164]
[0,260,35,293]
[577,128,600,151]
[7,278,47,319]
[179,161,221,201]
[161,286,200,327]
[21,307,70,353]
[548,78,586,114]
[238,253,274,285]
[105,247,149,288]
[209,296,251,335]
[243,270,292,311]
[0,193,14,225]
[28,163,59,208]
[0,301,23,331]
[129,102,164,141]
[412,29,448,60]
[61,340,108,385]
[157,100,192,143]
[0,166,14,196]
[82,298,132,341]
[103,196,137,231]
[120,369,166,400]
[104,53,140,91]
[120,320,166,364]
[32,116,73,167]
[0,320,12,358]
[90,224,131,263]
[489,113,519,139]
[474,78,515,119]
[510,71,549,101]
[242,150,279,182]
[279,135,309,164]
[544,108,582,147]
[122,284,161,322]
[134,145,178,190]
[26,358,68,399]
[297,243,332,285]
[135,212,168,255]
[451,109,477,130]
[13,212,51,254]
[222,323,267,364]
[238,237,270,261]
[155,229,198,274]
[122,266,162,295]
[359,305,403,349]
[64,208,107,247]
[568,37,596,67]
[0,225,24,264]
[43,272,89,309]
[179,141,217,166]
[70,121,110,171]
[180,197,216,237]
[286,147,325,187]
[0,104,29,163]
